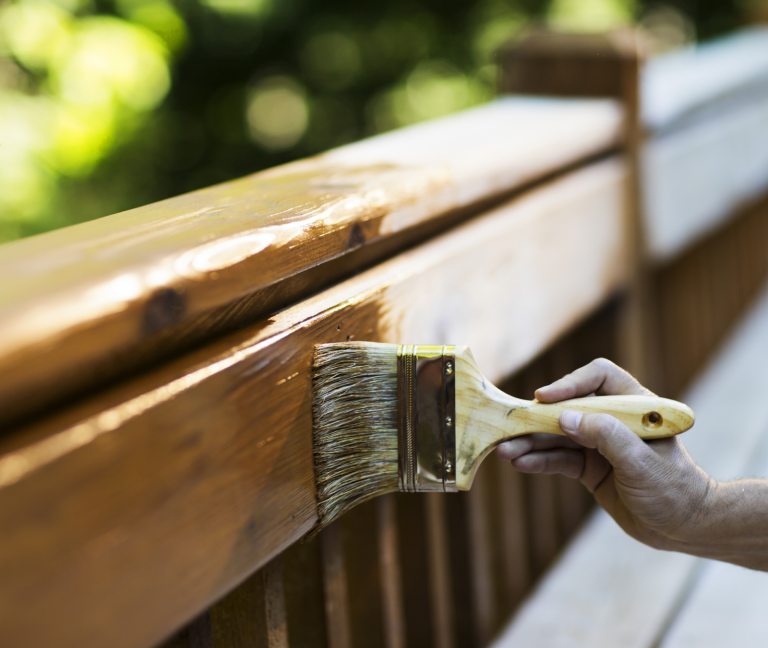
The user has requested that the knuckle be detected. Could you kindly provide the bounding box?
[526,455,544,474]
[588,412,620,436]
[591,357,615,372]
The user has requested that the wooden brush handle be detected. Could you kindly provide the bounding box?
[453,346,695,490]
[507,395,695,440]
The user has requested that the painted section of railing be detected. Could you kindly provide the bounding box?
[0,97,621,429]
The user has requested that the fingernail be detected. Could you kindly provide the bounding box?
[560,410,583,433]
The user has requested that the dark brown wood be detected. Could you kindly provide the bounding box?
[209,558,288,648]
[377,495,406,648]
[188,614,214,648]
[425,494,455,648]
[321,522,352,648]
[488,457,530,620]
[466,464,495,646]
[657,195,768,396]
[341,501,387,648]
[526,473,561,580]
[395,494,437,648]
[499,29,641,99]
[282,536,328,648]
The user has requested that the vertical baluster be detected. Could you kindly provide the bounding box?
[491,371,531,627]
[189,613,214,648]
[520,360,561,579]
[339,501,387,648]
[283,535,329,648]
[206,557,288,648]
[466,464,496,645]
[321,522,353,648]
[396,494,437,647]
[377,495,406,648]
[490,454,530,613]
[426,494,456,648]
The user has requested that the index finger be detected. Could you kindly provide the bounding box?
[534,358,653,403]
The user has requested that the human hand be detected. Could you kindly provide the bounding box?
[496,358,712,550]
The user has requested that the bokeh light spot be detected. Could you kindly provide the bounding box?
[53,17,170,112]
[547,0,636,32]
[367,59,492,133]
[301,31,361,90]
[640,5,695,54]
[200,0,271,18]
[116,0,188,53]
[472,13,525,65]
[247,76,309,151]
[0,0,72,71]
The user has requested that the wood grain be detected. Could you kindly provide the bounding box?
[377,495,406,648]
[487,457,530,616]
[0,98,621,428]
[209,557,288,648]
[426,494,456,648]
[656,197,768,396]
[453,344,694,489]
[465,463,496,646]
[659,560,768,648]
[395,494,438,647]
[499,29,639,99]
[0,160,627,648]
[341,501,387,648]
[321,523,353,648]
[281,536,329,648]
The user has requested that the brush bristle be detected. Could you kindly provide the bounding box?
[312,342,399,530]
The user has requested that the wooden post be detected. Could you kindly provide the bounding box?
[499,29,653,386]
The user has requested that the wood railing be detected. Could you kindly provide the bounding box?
[2,25,768,648]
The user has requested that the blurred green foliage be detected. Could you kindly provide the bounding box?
[0,0,749,241]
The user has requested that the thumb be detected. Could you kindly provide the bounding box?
[560,410,648,469]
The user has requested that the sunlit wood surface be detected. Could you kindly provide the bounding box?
[0,97,621,428]
[0,162,627,648]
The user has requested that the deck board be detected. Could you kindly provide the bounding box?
[491,277,768,647]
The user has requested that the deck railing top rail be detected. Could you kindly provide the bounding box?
[643,26,768,132]
[0,97,621,429]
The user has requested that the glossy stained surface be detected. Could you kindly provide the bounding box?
[0,97,621,428]
[0,160,628,648]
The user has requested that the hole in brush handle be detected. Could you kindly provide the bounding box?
[642,411,663,430]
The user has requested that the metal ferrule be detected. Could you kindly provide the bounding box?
[397,345,457,493]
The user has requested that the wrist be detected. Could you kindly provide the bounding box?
[663,470,718,552]
[669,479,749,558]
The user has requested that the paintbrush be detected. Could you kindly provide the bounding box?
[312,342,694,528]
